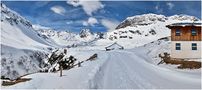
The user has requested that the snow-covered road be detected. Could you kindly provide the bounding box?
[92,50,201,89]
[1,49,201,89]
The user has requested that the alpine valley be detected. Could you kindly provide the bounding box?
[1,2,201,89]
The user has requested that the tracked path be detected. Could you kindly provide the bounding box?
[2,50,200,89]
[93,50,201,89]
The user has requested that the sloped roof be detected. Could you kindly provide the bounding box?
[106,42,123,49]
[166,22,202,28]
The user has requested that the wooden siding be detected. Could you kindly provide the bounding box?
[170,26,201,41]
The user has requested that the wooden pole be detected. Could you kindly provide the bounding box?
[60,65,62,77]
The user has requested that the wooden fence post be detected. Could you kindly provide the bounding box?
[60,65,62,77]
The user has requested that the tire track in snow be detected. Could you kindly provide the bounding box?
[89,50,200,89]
[89,50,156,89]
[114,52,157,89]
[103,51,156,89]
[87,51,111,89]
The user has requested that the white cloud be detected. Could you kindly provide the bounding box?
[82,21,88,26]
[155,5,159,10]
[66,21,73,24]
[35,1,49,8]
[88,17,98,26]
[50,6,66,15]
[83,17,98,26]
[166,2,174,10]
[155,5,163,13]
[67,0,104,16]
[66,0,80,7]
[33,24,51,30]
[101,19,120,32]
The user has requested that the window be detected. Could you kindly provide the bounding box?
[176,43,181,50]
[192,43,197,50]
[191,29,197,36]
[175,29,181,36]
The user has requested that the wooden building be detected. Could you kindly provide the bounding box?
[166,23,201,59]
[105,42,124,51]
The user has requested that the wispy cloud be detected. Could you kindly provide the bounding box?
[66,21,73,25]
[34,1,49,8]
[67,0,104,16]
[50,6,66,15]
[155,4,163,13]
[101,19,120,32]
[83,17,98,26]
[166,2,174,10]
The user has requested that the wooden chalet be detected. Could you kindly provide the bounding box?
[105,42,124,51]
[166,22,202,59]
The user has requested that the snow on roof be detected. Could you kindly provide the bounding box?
[106,42,123,49]
[166,22,202,27]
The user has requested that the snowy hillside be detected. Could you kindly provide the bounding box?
[0,3,57,80]
[107,13,200,48]
[141,37,171,64]
[1,3,58,50]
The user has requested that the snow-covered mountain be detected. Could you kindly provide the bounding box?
[0,3,57,80]
[1,2,200,81]
[79,29,93,38]
[33,25,104,47]
[116,14,198,29]
[106,13,200,48]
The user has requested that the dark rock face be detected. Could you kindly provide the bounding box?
[79,29,92,38]
[96,32,105,39]
[115,20,133,29]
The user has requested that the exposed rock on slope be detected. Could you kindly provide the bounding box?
[106,13,199,48]
[116,14,199,29]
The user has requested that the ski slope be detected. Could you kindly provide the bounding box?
[2,48,200,89]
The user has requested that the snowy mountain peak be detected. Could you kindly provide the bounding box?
[168,14,199,21]
[116,13,199,29]
[116,13,167,29]
[79,28,93,38]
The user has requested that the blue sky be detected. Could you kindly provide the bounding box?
[2,1,201,32]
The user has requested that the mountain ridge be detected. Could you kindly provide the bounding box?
[116,13,199,29]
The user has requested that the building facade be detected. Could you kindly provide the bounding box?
[166,23,201,59]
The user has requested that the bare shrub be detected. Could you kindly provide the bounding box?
[158,53,201,69]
